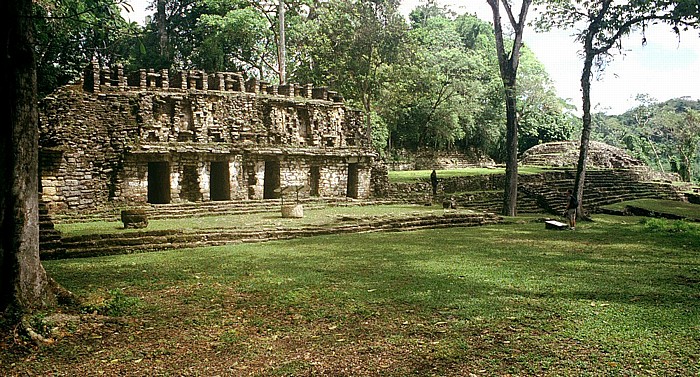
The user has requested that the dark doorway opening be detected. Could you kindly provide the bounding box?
[148,162,171,204]
[309,166,320,197]
[210,161,231,201]
[346,163,359,198]
[263,160,281,199]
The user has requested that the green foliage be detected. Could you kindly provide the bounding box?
[516,48,578,153]
[377,7,573,159]
[641,218,696,233]
[592,97,700,182]
[293,0,407,114]
[369,111,389,156]
[33,0,139,95]
[195,7,270,72]
[82,289,140,316]
[27,313,53,338]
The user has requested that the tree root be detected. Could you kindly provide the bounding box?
[18,316,54,345]
[47,277,79,308]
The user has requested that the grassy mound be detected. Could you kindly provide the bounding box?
[602,199,700,221]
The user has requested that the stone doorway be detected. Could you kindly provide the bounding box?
[263,160,281,199]
[210,161,231,201]
[309,166,320,197]
[346,163,359,198]
[148,161,171,204]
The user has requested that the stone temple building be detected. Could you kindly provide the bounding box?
[39,62,380,214]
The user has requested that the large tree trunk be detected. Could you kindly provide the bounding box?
[488,0,531,217]
[0,0,56,315]
[502,83,519,217]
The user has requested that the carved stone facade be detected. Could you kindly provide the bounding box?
[39,63,379,214]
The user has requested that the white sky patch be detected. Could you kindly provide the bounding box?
[120,0,150,25]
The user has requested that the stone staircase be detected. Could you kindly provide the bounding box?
[521,169,684,215]
[39,196,65,255]
[40,211,503,260]
[451,190,542,214]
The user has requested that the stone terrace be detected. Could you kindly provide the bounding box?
[39,166,684,259]
[40,205,502,260]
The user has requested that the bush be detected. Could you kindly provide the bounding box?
[641,218,693,233]
[82,289,140,316]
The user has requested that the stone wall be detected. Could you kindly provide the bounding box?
[387,149,495,171]
[40,63,381,214]
[40,89,140,212]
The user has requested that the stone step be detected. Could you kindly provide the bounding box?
[41,212,502,260]
[50,198,394,224]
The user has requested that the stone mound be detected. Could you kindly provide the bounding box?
[520,141,647,169]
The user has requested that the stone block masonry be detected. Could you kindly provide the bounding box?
[39,63,382,215]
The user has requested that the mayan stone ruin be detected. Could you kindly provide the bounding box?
[39,62,381,214]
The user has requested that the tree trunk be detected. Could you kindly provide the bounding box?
[278,0,286,84]
[0,0,56,315]
[574,49,596,218]
[646,139,665,173]
[157,0,169,61]
[503,83,519,217]
[488,0,530,217]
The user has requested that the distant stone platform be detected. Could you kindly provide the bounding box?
[520,141,650,170]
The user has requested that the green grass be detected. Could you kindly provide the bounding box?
[388,166,548,183]
[6,214,699,376]
[602,198,700,220]
[55,204,442,237]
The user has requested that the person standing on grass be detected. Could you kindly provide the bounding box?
[564,189,578,230]
[430,169,438,196]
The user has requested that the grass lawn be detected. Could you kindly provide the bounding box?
[3,215,700,376]
[388,166,548,183]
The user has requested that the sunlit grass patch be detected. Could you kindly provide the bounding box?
[388,166,547,183]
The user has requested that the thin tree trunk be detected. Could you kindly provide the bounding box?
[646,139,665,173]
[574,49,595,218]
[1,0,56,314]
[157,0,168,61]
[278,0,286,84]
[488,0,531,217]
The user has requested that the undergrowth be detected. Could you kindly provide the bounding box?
[81,289,140,317]
[641,217,699,233]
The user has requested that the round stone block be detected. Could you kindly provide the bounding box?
[281,204,304,218]
[121,209,149,229]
